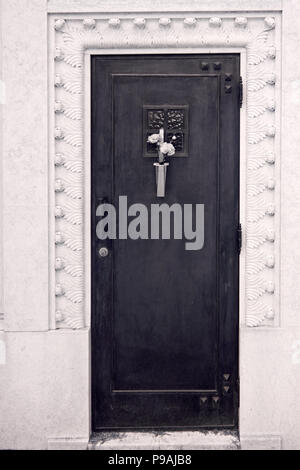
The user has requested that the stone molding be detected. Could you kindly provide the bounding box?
[50,13,281,329]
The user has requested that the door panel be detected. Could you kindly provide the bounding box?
[91,55,240,430]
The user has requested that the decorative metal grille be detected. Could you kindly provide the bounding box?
[143,105,189,157]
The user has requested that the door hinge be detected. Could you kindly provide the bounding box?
[239,76,243,108]
[236,377,240,408]
[237,223,242,254]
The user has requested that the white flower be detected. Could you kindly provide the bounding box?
[209,17,222,27]
[160,142,175,156]
[264,17,276,29]
[147,135,176,156]
[235,17,248,27]
[148,134,160,144]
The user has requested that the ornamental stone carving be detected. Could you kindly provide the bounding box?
[51,14,280,329]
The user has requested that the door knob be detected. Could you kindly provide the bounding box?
[99,247,109,258]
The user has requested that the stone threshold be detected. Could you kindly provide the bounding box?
[88,430,240,450]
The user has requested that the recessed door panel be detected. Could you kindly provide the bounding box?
[91,55,240,430]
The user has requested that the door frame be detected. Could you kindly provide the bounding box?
[90,54,241,431]
[85,48,245,431]
[49,12,281,443]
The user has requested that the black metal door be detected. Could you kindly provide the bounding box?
[91,55,240,431]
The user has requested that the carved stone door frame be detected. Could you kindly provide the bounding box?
[49,9,281,441]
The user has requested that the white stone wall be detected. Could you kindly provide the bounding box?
[0,0,91,450]
[240,0,300,450]
[0,0,299,450]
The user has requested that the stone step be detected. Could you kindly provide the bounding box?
[88,431,240,450]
